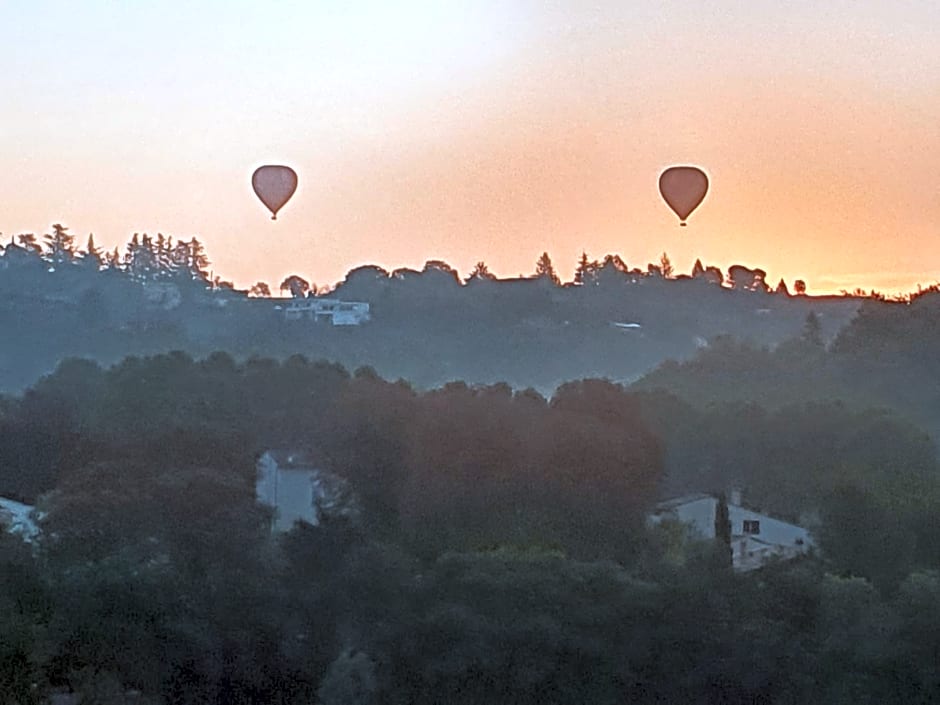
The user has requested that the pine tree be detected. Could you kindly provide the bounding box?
[534,252,560,285]
[125,233,156,280]
[714,492,732,567]
[105,247,122,270]
[775,278,790,295]
[576,252,603,284]
[188,238,211,281]
[154,233,176,278]
[171,239,191,275]
[574,251,591,284]
[660,252,674,278]
[691,258,706,279]
[80,234,103,270]
[85,234,102,259]
[44,223,75,264]
[466,261,496,283]
[169,238,211,281]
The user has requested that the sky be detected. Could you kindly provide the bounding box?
[2,0,939,295]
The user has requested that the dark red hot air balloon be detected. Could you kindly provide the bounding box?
[252,165,298,220]
[659,166,709,226]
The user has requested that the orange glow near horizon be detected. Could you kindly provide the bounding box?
[2,2,938,296]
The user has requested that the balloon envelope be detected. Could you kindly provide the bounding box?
[659,166,708,225]
[252,165,298,220]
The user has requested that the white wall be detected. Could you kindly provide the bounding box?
[256,452,319,532]
[650,494,813,571]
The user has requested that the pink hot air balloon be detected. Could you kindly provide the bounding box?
[252,165,298,220]
[659,166,709,226]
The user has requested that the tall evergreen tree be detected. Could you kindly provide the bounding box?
[714,492,732,567]
[84,234,102,260]
[534,252,560,285]
[169,238,211,282]
[78,234,103,271]
[105,247,122,271]
[154,233,176,277]
[43,223,76,264]
[125,233,156,280]
[574,251,590,285]
[188,237,211,281]
[575,252,601,284]
[660,252,674,279]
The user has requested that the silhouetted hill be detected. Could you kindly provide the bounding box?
[0,243,863,394]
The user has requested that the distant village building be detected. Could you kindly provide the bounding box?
[649,491,813,572]
[0,496,39,542]
[256,451,358,532]
[277,298,371,325]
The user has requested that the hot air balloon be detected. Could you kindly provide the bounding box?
[252,165,298,220]
[659,166,708,226]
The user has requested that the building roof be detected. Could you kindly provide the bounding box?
[652,493,713,513]
[650,494,814,548]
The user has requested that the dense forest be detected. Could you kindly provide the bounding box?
[0,224,869,394]
[4,225,940,702]
[2,344,940,702]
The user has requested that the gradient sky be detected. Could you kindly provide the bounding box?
[3,0,938,294]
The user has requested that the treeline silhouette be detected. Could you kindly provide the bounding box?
[2,224,808,293]
[1,224,868,394]
[3,352,940,701]
[637,292,940,441]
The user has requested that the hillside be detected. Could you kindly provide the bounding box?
[0,243,863,394]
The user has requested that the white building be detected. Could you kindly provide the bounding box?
[278,298,371,325]
[649,492,813,572]
[0,496,39,542]
[256,451,358,532]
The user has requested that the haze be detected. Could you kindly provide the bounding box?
[3,0,938,294]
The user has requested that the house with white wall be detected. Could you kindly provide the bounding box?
[256,451,358,532]
[649,491,813,572]
[277,299,371,325]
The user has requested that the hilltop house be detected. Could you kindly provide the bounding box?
[276,298,371,325]
[649,491,812,572]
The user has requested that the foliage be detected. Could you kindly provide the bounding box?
[533,252,560,285]
[4,229,940,701]
[0,350,935,701]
